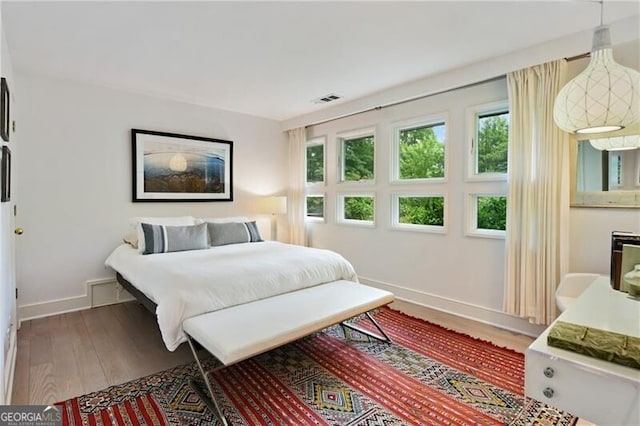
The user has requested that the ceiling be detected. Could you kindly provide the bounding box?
[2,1,639,121]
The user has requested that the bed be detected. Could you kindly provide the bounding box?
[105,219,394,424]
[105,240,362,351]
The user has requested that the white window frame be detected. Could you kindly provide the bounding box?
[466,100,509,181]
[337,193,376,228]
[390,114,448,184]
[305,194,326,222]
[337,128,376,185]
[390,193,447,234]
[305,136,326,186]
[465,192,507,239]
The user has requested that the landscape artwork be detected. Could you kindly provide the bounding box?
[132,129,233,202]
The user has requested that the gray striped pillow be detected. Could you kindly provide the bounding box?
[141,223,209,255]
[207,221,263,247]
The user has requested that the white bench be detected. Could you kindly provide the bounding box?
[182,280,394,425]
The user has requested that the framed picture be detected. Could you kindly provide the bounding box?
[620,244,640,293]
[132,129,233,202]
[1,145,10,202]
[1,78,9,142]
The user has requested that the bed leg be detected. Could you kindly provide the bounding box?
[186,335,230,426]
[341,311,392,343]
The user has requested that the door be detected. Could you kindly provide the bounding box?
[0,76,17,405]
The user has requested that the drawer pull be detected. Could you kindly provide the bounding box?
[543,367,554,378]
[543,387,554,398]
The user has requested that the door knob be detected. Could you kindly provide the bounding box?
[14,227,23,235]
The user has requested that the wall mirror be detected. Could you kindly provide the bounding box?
[571,127,640,208]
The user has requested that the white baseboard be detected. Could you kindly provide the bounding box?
[18,294,90,324]
[359,276,546,338]
[3,328,16,405]
[18,277,135,324]
[17,275,544,338]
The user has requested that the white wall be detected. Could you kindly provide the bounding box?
[306,78,545,336]
[570,208,639,275]
[287,17,640,335]
[14,72,288,313]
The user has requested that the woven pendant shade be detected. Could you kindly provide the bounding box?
[554,25,640,135]
[589,134,640,151]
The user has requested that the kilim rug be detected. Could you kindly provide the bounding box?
[56,307,577,425]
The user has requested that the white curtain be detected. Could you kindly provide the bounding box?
[504,60,570,325]
[287,127,307,246]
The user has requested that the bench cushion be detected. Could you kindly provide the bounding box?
[182,280,394,365]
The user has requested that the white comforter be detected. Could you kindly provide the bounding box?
[105,242,358,351]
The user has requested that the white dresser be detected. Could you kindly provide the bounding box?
[525,277,640,425]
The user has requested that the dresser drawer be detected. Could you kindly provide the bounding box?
[525,349,639,425]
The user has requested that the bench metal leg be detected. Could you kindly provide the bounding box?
[341,311,392,343]
[186,335,230,426]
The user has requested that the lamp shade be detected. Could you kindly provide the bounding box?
[589,134,640,151]
[554,25,640,134]
[263,196,287,214]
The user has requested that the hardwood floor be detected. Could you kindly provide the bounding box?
[389,299,535,353]
[13,299,533,405]
[12,301,193,405]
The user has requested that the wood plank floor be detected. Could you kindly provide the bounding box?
[12,299,533,405]
[12,301,193,405]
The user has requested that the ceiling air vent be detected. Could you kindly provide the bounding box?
[312,93,342,104]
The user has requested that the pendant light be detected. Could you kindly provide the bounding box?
[553,1,640,135]
[589,134,640,151]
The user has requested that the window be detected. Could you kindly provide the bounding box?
[467,101,509,180]
[609,152,622,189]
[392,117,447,182]
[339,129,375,183]
[465,101,508,239]
[338,194,375,226]
[392,194,446,233]
[306,138,325,184]
[467,193,507,238]
[306,195,325,220]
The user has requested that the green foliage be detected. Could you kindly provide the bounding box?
[306,144,324,183]
[344,196,374,221]
[477,196,507,231]
[344,136,374,181]
[477,113,509,174]
[399,197,444,226]
[399,124,445,179]
[306,196,324,217]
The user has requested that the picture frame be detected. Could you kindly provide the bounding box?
[1,78,9,142]
[619,244,640,293]
[1,145,10,202]
[132,129,233,202]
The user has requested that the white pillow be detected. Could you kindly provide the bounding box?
[196,216,250,224]
[128,216,197,253]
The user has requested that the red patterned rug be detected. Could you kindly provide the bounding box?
[57,307,577,425]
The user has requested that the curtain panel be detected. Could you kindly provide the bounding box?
[505,60,570,325]
[287,127,307,246]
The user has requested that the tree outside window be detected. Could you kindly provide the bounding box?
[306,195,324,218]
[306,143,324,184]
[476,111,509,175]
[398,123,445,180]
[342,135,374,181]
[399,196,444,226]
[476,195,507,231]
[343,196,374,222]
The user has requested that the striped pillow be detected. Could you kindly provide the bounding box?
[207,221,263,247]
[141,223,209,255]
